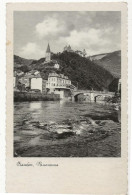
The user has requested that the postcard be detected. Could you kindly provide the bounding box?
[6,2,127,194]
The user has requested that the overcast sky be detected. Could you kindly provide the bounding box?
[14,11,121,60]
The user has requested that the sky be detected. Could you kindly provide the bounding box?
[14,11,121,60]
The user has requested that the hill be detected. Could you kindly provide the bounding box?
[89,53,109,61]
[90,50,121,78]
[14,55,35,72]
[14,51,119,92]
[51,52,115,91]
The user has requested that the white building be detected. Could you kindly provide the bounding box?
[46,73,71,90]
[13,76,16,87]
[54,63,60,69]
[46,73,72,98]
[30,77,43,92]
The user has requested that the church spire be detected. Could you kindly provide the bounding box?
[45,43,51,62]
[46,43,50,53]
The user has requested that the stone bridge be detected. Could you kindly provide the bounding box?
[72,90,114,102]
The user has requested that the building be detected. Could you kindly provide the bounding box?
[83,49,87,57]
[44,61,60,70]
[45,43,51,62]
[13,76,16,87]
[118,79,121,93]
[54,62,59,69]
[14,70,45,93]
[46,72,71,90]
[63,45,73,52]
[18,70,41,89]
[15,70,24,77]
[13,70,24,88]
[64,45,87,57]
[19,76,30,88]
[44,44,60,69]
[13,71,17,87]
[46,72,72,98]
[42,79,47,94]
[30,76,43,92]
[17,82,26,92]
[75,49,87,57]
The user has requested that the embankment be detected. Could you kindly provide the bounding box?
[14,91,60,102]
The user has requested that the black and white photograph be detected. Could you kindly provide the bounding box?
[14,11,121,157]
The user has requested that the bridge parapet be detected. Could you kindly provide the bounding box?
[73,90,114,95]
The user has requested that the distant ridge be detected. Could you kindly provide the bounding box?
[89,53,109,61]
[90,50,121,78]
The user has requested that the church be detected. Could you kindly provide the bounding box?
[44,43,59,69]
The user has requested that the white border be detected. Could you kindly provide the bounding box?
[0,0,6,193]
[0,0,131,195]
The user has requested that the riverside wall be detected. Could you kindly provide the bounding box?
[14,91,60,102]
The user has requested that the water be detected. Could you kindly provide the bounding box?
[14,100,118,124]
[14,100,121,157]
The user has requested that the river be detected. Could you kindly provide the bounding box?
[14,100,121,157]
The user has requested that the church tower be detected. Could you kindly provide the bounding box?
[45,43,51,62]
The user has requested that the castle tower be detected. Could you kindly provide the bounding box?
[83,49,87,57]
[45,43,51,62]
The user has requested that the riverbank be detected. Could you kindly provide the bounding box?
[14,91,60,102]
[14,101,121,157]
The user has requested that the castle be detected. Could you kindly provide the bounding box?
[45,43,87,61]
[64,45,73,52]
[63,45,87,57]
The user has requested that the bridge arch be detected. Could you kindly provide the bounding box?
[74,93,84,101]
[94,95,104,102]
[94,94,112,102]
[74,93,91,102]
